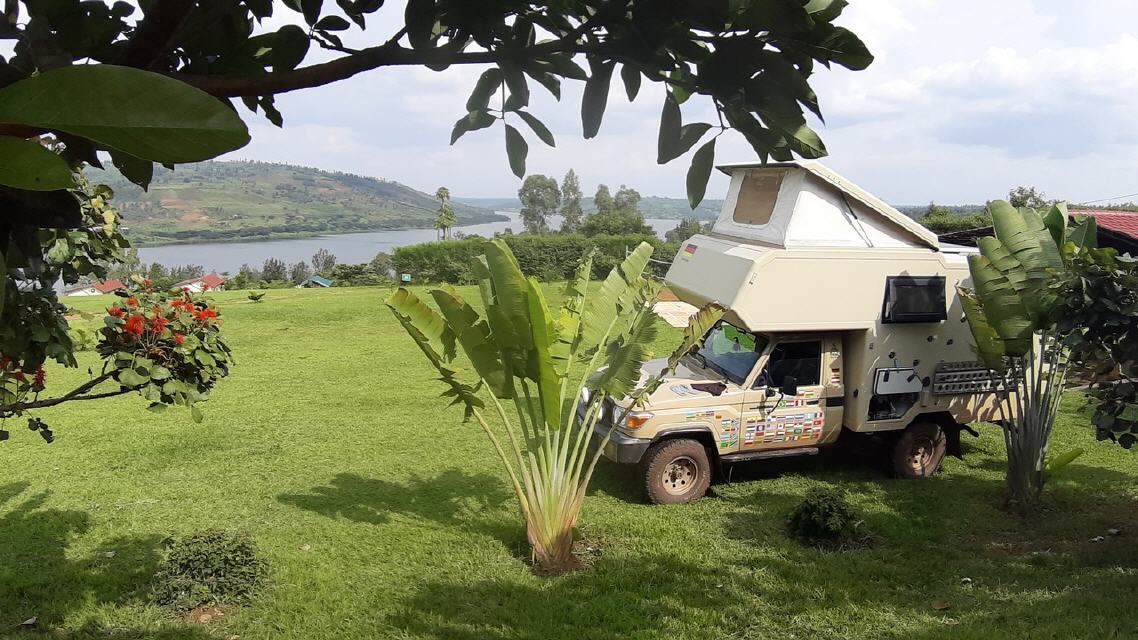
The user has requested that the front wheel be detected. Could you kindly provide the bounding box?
[892,421,947,478]
[642,439,712,504]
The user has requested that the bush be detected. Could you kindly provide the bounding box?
[393,233,680,284]
[786,488,869,549]
[151,530,268,612]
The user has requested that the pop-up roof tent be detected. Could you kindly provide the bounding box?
[665,161,968,332]
[710,160,939,250]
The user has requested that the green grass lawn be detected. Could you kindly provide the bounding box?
[2,286,1137,639]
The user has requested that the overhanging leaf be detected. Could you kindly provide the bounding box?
[466,68,503,112]
[581,60,614,139]
[0,136,73,191]
[504,124,528,178]
[686,138,716,209]
[620,65,641,101]
[516,111,554,147]
[657,92,681,164]
[0,65,250,163]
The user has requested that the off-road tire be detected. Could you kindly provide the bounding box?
[642,439,712,504]
[892,421,946,479]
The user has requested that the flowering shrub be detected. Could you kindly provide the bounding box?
[0,278,232,442]
[98,281,233,422]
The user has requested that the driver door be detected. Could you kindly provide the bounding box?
[739,339,826,450]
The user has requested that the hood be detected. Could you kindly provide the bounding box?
[625,357,734,411]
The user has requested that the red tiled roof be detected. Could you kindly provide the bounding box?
[175,273,227,288]
[1069,209,1138,240]
[93,279,125,293]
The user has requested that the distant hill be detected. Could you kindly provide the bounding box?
[458,195,724,220]
[88,161,505,246]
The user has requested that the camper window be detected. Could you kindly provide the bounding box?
[732,169,786,226]
[757,340,822,388]
[882,276,947,324]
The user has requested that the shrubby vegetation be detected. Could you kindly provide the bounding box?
[786,488,869,549]
[394,234,678,284]
[150,530,269,612]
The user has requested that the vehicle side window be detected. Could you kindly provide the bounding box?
[758,341,822,387]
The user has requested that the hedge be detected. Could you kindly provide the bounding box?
[392,234,681,284]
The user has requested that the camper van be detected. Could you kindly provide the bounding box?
[595,161,1014,504]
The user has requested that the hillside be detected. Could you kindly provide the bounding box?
[459,196,725,220]
[88,161,505,245]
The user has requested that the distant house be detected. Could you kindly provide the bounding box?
[299,275,333,288]
[62,279,126,297]
[937,209,1138,255]
[175,273,226,293]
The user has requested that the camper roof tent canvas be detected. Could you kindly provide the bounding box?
[711,161,939,250]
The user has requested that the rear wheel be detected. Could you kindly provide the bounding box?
[642,439,712,504]
[892,421,946,478]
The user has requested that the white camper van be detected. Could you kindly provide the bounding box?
[594,161,1013,504]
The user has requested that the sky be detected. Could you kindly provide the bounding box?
[223,1,1138,206]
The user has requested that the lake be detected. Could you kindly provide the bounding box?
[136,212,680,274]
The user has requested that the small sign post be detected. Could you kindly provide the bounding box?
[401,273,412,283]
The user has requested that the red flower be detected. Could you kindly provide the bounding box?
[182,287,191,293]
[33,367,45,387]
[124,315,146,337]
[174,333,186,345]
[193,307,219,321]
[171,299,184,309]
[13,370,26,382]
[150,316,169,334]
[143,278,153,287]
[107,306,125,318]
[126,297,139,307]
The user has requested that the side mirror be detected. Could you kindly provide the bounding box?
[780,375,798,397]
[765,386,778,397]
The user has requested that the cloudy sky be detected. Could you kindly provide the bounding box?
[225,1,1138,206]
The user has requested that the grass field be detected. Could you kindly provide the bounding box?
[2,286,1136,639]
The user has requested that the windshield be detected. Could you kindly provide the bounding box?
[692,322,768,385]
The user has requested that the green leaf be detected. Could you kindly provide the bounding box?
[1044,448,1084,477]
[118,369,148,387]
[667,302,726,374]
[430,286,511,398]
[581,60,614,139]
[0,65,250,163]
[620,65,641,101]
[958,288,1006,370]
[580,242,654,351]
[503,66,529,111]
[524,276,563,428]
[525,70,561,100]
[315,15,349,30]
[967,254,1033,357]
[449,110,495,145]
[1042,202,1067,249]
[385,287,456,367]
[150,365,171,380]
[272,25,311,72]
[301,0,323,24]
[405,0,437,49]
[516,111,554,147]
[686,138,716,209]
[590,300,660,400]
[810,25,874,70]
[0,136,73,191]
[109,150,153,190]
[1069,214,1098,249]
[190,403,204,423]
[805,0,848,21]
[466,68,503,112]
[504,124,527,178]
[657,92,682,164]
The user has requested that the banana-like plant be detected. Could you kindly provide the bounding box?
[959,200,1096,512]
[386,240,723,573]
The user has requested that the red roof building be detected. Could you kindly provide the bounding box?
[174,273,227,292]
[93,279,126,293]
[1068,209,1138,255]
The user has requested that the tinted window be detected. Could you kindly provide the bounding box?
[759,341,822,387]
[694,322,769,385]
[882,276,947,323]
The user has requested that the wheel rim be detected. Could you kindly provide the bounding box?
[907,436,934,471]
[662,456,698,495]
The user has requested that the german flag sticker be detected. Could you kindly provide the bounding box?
[684,244,697,255]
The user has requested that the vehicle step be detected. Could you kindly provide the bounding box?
[720,447,820,463]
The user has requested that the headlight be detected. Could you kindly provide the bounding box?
[623,411,654,430]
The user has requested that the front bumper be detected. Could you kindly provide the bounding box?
[589,420,652,464]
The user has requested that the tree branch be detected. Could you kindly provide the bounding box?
[176,39,601,98]
[2,371,140,413]
[118,0,195,69]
